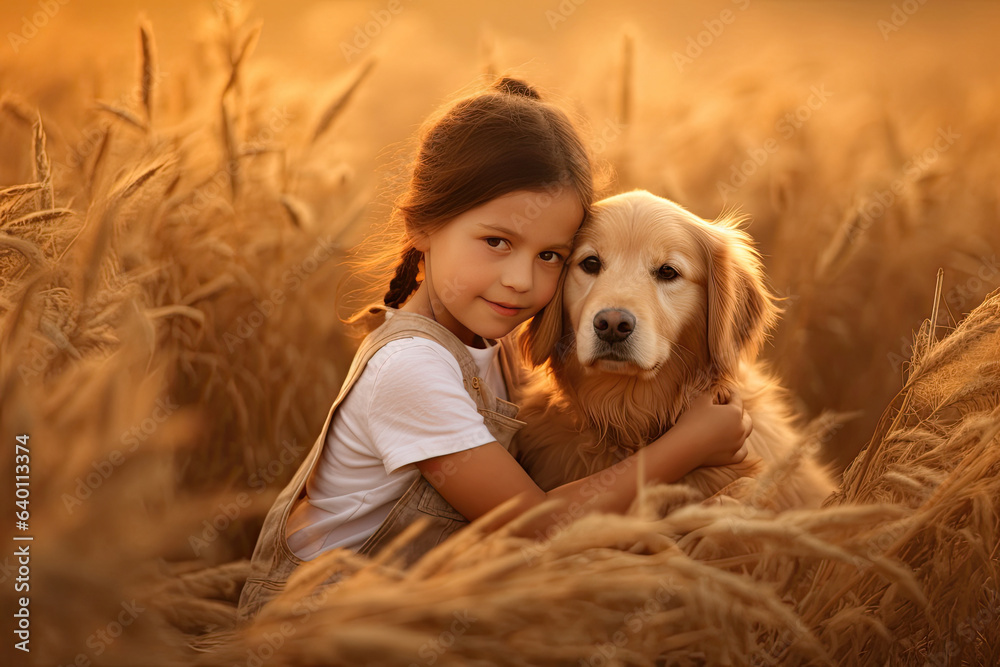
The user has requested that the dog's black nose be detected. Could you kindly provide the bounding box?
[593,308,635,343]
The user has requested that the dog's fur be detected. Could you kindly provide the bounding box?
[508,190,837,510]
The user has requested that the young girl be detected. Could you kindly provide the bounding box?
[237,76,750,622]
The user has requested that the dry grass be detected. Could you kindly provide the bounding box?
[1,1,998,665]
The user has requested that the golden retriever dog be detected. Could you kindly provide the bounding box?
[509,190,837,510]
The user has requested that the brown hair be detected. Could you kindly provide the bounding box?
[345,75,596,332]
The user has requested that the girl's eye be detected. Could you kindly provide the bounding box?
[538,251,563,263]
[485,237,510,250]
[580,256,601,274]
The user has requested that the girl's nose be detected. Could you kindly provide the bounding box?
[500,257,533,292]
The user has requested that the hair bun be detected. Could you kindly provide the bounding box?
[493,76,541,100]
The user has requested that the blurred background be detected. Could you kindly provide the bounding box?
[1,0,999,600]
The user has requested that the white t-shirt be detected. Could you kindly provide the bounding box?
[285,317,507,560]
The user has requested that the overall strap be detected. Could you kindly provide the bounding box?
[362,305,491,408]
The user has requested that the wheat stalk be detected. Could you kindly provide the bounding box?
[0,232,48,268]
[814,201,864,281]
[279,193,313,230]
[223,21,262,96]
[96,101,147,131]
[139,19,156,129]
[1,207,74,231]
[113,157,173,200]
[86,124,112,195]
[0,182,45,199]
[32,112,53,210]
[311,58,376,144]
[618,31,634,126]
[1,94,34,125]
[220,96,239,201]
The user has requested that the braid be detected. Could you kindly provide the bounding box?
[383,246,422,308]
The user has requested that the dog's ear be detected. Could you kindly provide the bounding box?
[702,218,780,382]
[519,264,567,367]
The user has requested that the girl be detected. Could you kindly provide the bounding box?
[237,76,750,622]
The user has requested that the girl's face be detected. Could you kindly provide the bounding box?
[410,188,584,347]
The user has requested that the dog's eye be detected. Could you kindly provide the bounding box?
[580,256,601,274]
[657,265,679,281]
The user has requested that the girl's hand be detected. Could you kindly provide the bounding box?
[672,389,752,468]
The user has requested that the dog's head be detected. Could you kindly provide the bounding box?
[522,190,779,389]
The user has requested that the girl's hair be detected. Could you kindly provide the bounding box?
[345,75,596,331]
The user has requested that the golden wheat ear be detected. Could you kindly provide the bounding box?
[702,217,780,382]
[519,265,567,367]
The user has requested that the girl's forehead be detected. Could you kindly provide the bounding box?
[460,188,583,241]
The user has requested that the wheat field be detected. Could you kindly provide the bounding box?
[1,1,999,665]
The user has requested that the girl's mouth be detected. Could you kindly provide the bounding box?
[484,299,524,316]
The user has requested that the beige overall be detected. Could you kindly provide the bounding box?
[236,305,527,623]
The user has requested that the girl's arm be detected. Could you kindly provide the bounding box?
[415,390,751,541]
